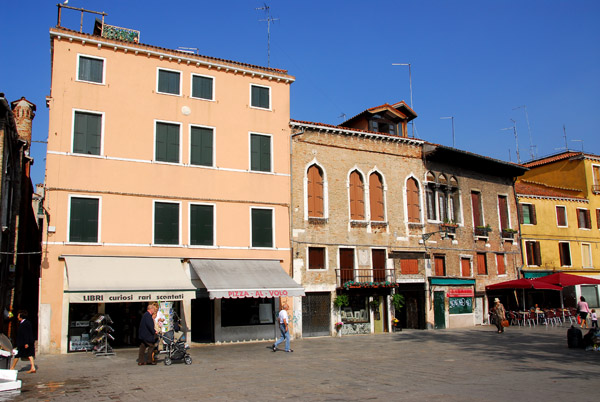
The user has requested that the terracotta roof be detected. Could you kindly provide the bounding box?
[289,119,423,143]
[515,180,585,200]
[340,101,417,127]
[522,151,583,168]
[50,26,293,78]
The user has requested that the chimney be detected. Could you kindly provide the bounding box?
[10,97,36,146]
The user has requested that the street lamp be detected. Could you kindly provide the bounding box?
[392,63,414,137]
[440,116,455,148]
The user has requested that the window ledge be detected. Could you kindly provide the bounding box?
[350,220,369,227]
[370,221,388,228]
[308,217,328,225]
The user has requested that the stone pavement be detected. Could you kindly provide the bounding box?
[4,324,599,401]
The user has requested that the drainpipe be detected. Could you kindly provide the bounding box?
[512,177,525,279]
[289,127,304,280]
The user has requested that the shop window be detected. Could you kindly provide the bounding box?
[155,121,180,163]
[520,203,537,225]
[221,298,274,327]
[340,295,368,324]
[477,253,487,275]
[250,133,271,172]
[559,242,571,267]
[69,196,99,243]
[434,255,446,276]
[369,172,385,221]
[496,253,506,275]
[406,177,421,223]
[73,111,102,155]
[308,247,325,270]
[307,165,324,218]
[191,74,214,100]
[157,68,181,95]
[154,201,180,245]
[190,126,213,167]
[77,55,104,84]
[525,241,542,266]
[577,208,591,229]
[581,286,599,308]
[556,206,567,227]
[461,257,471,277]
[349,171,365,220]
[190,204,214,246]
[449,297,473,314]
[250,84,270,109]
[251,208,273,248]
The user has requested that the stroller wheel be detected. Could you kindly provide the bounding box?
[184,355,192,365]
[164,357,172,366]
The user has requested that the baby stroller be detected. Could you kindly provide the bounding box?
[159,326,192,366]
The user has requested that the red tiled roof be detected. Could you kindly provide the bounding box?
[522,151,583,168]
[289,119,421,142]
[340,101,417,127]
[515,180,585,200]
[50,26,292,77]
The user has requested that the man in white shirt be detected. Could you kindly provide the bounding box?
[272,303,293,352]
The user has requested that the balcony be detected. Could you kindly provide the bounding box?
[501,229,517,239]
[474,226,492,237]
[335,268,396,289]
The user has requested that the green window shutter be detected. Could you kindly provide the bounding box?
[251,85,269,109]
[192,76,213,100]
[158,70,180,95]
[154,202,179,245]
[69,197,99,242]
[190,127,213,166]
[252,209,272,248]
[73,112,101,155]
[156,123,179,163]
[190,204,214,246]
[78,56,103,83]
[250,134,270,172]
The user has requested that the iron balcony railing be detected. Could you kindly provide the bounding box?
[335,268,396,288]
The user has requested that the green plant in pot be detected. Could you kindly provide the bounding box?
[334,294,349,309]
[392,293,405,331]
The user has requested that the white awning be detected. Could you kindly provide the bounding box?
[190,259,305,299]
[64,256,196,303]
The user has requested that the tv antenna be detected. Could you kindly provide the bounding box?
[338,113,347,121]
[571,139,584,152]
[256,3,279,67]
[513,105,536,160]
[501,119,521,163]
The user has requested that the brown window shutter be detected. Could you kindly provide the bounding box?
[307,165,324,218]
[577,209,582,228]
[530,204,537,225]
[496,254,505,275]
[585,210,591,228]
[369,173,385,221]
[534,242,542,265]
[477,253,487,275]
[597,209,600,229]
[498,196,509,230]
[519,204,524,224]
[461,258,471,277]
[307,166,315,217]
[471,192,482,227]
[407,178,420,223]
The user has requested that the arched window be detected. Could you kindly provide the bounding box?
[406,177,421,223]
[307,164,324,218]
[349,170,365,220]
[369,172,385,221]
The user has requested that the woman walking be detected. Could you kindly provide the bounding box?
[492,298,506,333]
[10,310,36,373]
[577,296,590,329]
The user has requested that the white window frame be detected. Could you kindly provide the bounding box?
[71,108,105,156]
[495,253,507,277]
[577,208,591,230]
[521,202,534,225]
[347,167,367,223]
[496,193,512,229]
[190,73,215,101]
[556,205,568,228]
[558,241,572,267]
[307,245,328,271]
[404,174,424,225]
[67,194,102,245]
[188,124,216,168]
[248,132,273,173]
[249,83,271,110]
[188,202,216,248]
[303,160,329,221]
[152,200,182,247]
[154,119,182,165]
[250,206,275,249]
[459,255,473,277]
[156,67,182,96]
[581,243,593,268]
[76,53,106,85]
[367,168,388,223]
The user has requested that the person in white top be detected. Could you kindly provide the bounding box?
[272,303,293,353]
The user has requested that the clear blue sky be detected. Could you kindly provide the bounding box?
[2,1,599,186]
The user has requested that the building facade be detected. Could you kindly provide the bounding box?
[41,19,301,354]
[517,151,600,309]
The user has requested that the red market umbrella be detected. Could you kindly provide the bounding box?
[532,272,600,287]
[486,278,562,291]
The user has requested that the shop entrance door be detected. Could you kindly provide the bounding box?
[302,292,330,337]
[191,298,214,343]
[434,291,446,329]
[373,296,388,333]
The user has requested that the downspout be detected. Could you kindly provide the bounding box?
[512,177,525,279]
[289,127,304,280]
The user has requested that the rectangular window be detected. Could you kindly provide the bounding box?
[496,254,506,275]
[308,247,326,270]
[73,111,102,155]
[69,197,99,243]
[251,208,273,248]
[400,259,419,275]
[190,204,214,246]
[190,126,213,167]
[434,255,446,276]
[221,298,274,327]
[559,242,571,267]
[477,252,487,275]
[525,241,542,266]
[438,192,448,223]
[155,122,180,163]
[372,249,386,282]
[154,201,179,245]
[593,165,600,193]
[157,69,181,95]
[251,84,270,109]
[582,243,592,268]
[426,187,436,220]
[339,248,354,283]
[471,191,483,227]
[191,74,214,100]
[581,286,600,308]
[556,206,567,227]
[77,55,104,84]
[520,203,537,225]
[250,133,271,172]
[461,257,471,277]
[497,195,509,231]
[577,208,591,229]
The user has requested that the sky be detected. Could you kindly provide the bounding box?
[2,1,599,186]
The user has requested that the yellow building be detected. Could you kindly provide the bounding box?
[516,151,600,308]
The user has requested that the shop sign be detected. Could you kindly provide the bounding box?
[68,291,189,303]
[226,290,289,298]
[447,288,474,297]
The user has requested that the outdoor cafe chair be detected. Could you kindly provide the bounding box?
[508,311,520,326]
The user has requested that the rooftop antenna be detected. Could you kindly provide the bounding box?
[391,63,415,138]
[256,3,279,67]
[501,119,521,163]
[339,113,347,121]
[554,125,569,152]
[513,105,535,160]
[571,139,584,152]
[440,116,455,147]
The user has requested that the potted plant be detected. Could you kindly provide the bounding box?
[392,293,405,332]
[501,228,517,238]
[334,294,349,309]
[441,220,458,234]
[475,224,492,236]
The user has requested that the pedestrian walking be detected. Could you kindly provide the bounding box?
[138,304,157,365]
[577,296,590,329]
[492,298,506,333]
[272,303,293,353]
[10,310,36,373]
[590,309,597,329]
